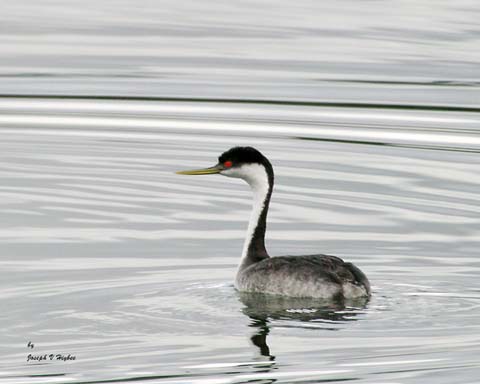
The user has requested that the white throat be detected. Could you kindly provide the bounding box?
[221,163,270,265]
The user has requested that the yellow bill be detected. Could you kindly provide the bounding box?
[176,165,222,175]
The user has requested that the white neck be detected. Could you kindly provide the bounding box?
[221,163,271,269]
[241,169,270,263]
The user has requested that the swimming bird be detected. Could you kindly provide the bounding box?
[177,146,370,299]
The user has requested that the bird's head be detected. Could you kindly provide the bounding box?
[176,146,273,188]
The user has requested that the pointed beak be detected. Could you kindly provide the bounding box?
[176,163,223,175]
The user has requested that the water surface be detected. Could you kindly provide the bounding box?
[1,1,480,383]
[1,0,480,105]
[0,98,480,383]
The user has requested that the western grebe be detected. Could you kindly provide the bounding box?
[177,146,371,299]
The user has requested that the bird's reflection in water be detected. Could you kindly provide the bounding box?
[238,292,369,359]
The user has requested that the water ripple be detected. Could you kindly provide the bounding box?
[0,97,479,383]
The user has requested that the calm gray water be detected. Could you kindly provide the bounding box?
[1,1,480,384]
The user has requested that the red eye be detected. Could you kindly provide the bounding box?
[224,161,233,168]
